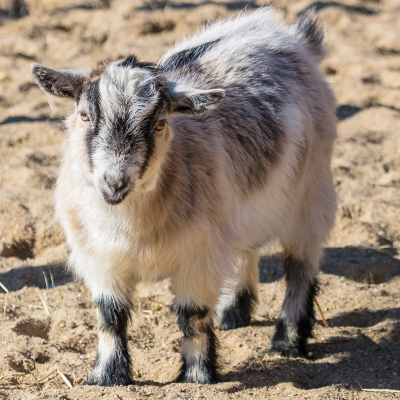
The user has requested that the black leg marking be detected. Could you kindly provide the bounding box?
[270,255,319,358]
[174,305,218,384]
[219,289,257,331]
[87,296,133,386]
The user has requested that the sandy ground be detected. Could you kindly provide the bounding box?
[0,0,400,398]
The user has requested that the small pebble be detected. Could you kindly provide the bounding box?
[67,321,77,329]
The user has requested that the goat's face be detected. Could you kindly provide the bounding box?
[76,64,169,205]
[31,56,224,205]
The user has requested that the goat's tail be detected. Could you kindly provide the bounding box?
[295,9,325,60]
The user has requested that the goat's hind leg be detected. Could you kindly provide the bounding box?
[270,252,318,358]
[88,295,133,386]
[219,251,259,331]
[270,144,336,357]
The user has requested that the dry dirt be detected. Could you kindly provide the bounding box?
[0,0,400,399]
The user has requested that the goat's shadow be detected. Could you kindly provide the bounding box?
[222,318,400,391]
[0,261,72,292]
[2,245,399,292]
[3,246,400,391]
[259,245,400,284]
[241,246,400,390]
[130,309,400,390]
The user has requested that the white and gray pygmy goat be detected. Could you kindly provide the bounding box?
[32,8,337,386]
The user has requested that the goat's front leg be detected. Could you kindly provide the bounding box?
[88,296,133,386]
[174,304,218,384]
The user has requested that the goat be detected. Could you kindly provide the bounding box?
[31,8,337,386]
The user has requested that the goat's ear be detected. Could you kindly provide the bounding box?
[31,63,86,99]
[169,84,225,114]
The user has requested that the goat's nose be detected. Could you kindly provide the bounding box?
[104,173,128,193]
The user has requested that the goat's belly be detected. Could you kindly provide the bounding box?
[229,186,296,251]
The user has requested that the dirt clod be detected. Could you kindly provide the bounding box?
[12,318,51,340]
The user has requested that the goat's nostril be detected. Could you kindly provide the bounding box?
[104,174,128,193]
[116,178,128,191]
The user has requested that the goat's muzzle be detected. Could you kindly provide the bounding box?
[101,173,131,205]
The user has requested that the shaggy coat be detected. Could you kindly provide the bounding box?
[32,8,337,385]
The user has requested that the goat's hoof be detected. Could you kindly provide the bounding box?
[86,375,134,387]
[268,343,308,359]
[219,304,251,331]
[219,313,251,331]
[219,290,254,331]
[177,371,218,384]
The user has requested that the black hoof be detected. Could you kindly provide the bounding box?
[86,374,133,387]
[219,290,255,331]
[220,306,251,331]
[268,342,307,359]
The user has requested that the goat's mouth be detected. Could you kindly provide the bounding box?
[101,187,130,205]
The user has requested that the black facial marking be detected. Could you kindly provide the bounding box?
[86,80,101,170]
[136,89,169,177]
[137,111,157,178]
[161,40,220,72]
[219,288,257,331]
[270,256,319,358]
[174,305,219,384]
[84,68,168,185]
[87,296,133,386]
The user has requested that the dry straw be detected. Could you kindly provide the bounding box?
[0,372,26,382]
[0,281,9,319]
[314,298,329,328]
[35,287,50,314]
[42,271,49,290]
[57,369,72,388]
[113,390,124,400]
[0,299,53,310]
[35,369,58,384]
[3,293,7,319]
[49,268,55,289]
[0,281,8,293]
[40,383,50,397]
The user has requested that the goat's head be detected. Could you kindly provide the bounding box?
[31,56,225,205]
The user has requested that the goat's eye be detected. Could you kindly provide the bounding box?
[80,111,90,122]
[154,121,166,131]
